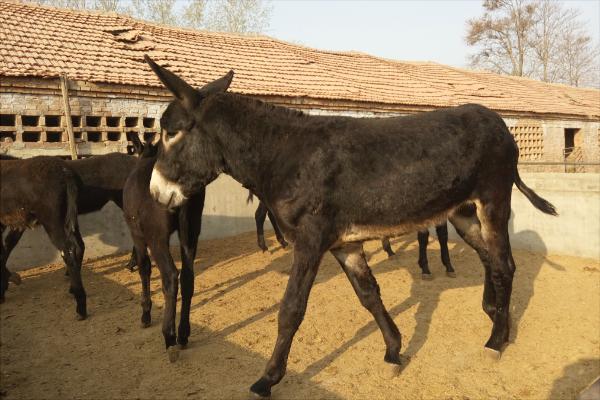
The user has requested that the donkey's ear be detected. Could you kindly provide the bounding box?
[199,70,234,96]
[127,132,144,155]
[144,55,200,110]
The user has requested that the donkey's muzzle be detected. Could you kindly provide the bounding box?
[149,167,187,209]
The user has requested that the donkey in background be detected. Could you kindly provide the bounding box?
[1,141,141,278]
[247,192,288,252]
[0,155,86,319]
[382,221,456,279]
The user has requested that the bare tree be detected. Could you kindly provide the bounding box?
[556,24,599,87]
[466,0,537,76]
[529,0,568,82]
[203,0,272,35]
[467,0,600,87]
[26,0,123,12]
[129,0,178,26]
[182,0,207,30]
[93,0,121,12]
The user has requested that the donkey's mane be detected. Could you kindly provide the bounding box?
[0,154,20,160]
[218,92,307,123]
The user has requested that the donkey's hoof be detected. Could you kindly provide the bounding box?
[8,272,22,285]
[140,321,151,329]
[279,240,288,249]
[177,336,189,348]
[76,313,87,321]
[421,273,433,281]
[484,347,502,361]
[250,378,271,398]
[167,346,180,363]
[446,271,457,278]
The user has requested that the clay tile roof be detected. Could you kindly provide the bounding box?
[1,0,599,119]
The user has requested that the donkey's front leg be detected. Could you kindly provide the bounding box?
[250,240,324,397]
[151,241,180,362]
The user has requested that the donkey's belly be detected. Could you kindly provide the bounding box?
[0,208,38,230]
[339,210,451,243]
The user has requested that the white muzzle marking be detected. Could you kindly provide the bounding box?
[149,168,187,209]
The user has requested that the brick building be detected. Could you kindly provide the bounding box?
[1,1,599,170]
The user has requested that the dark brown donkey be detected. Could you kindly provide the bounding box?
[0,155,86,319]
[1,149,140,281]
[123,136,205,362]
[143,56,557,397]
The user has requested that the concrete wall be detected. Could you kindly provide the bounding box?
[6,173,599,271]
[445,173,599,259]
[507,173,599,259]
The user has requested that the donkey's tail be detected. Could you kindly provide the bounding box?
[514,167,558,216]
[64,168,81,234]
[246,190,254,204]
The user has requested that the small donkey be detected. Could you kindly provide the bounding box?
[123,136,205,362]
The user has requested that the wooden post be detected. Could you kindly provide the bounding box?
[60,74,78,160]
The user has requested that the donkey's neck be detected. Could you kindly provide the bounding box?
[204,93,306,198]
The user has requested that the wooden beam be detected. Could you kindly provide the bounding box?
[59,74,78,160]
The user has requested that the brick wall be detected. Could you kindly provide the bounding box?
[0,91,166,157]
[1,79,598,173]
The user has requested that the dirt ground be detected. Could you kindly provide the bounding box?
[0,231,598,399]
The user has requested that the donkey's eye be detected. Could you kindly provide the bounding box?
[166,131,178,138]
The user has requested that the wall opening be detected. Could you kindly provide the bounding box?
[107,131,121,141]
[143,132,156,142]
[46,132,62,142]
[564,128,582,159]
[85,116,101,127]
[0,132,16,142]
[22,131,40,142]
[125,117,138,128]
[143,117,155,128]
[87,132,101,142]
[71,116,82,127]
[0,114,16,126]
[106,116,120,127]
[22,115,40,126]
[45,115,61,127]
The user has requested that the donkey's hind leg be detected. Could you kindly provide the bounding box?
[267,209,288,249]
[44,219,86,319]
[131,237,152,328]
[435,222,456,277]
[331,242,402,365]
[0,225,8,303]
[417,229,433,279]
[1,227,24,302]
[381,237,395,257]
[449,204,495,321]
[449,196,514,356]
[255,202,268,252]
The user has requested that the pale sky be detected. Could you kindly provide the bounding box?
[264,0,600,68]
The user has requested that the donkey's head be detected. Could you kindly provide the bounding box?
[144,55,234,208]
